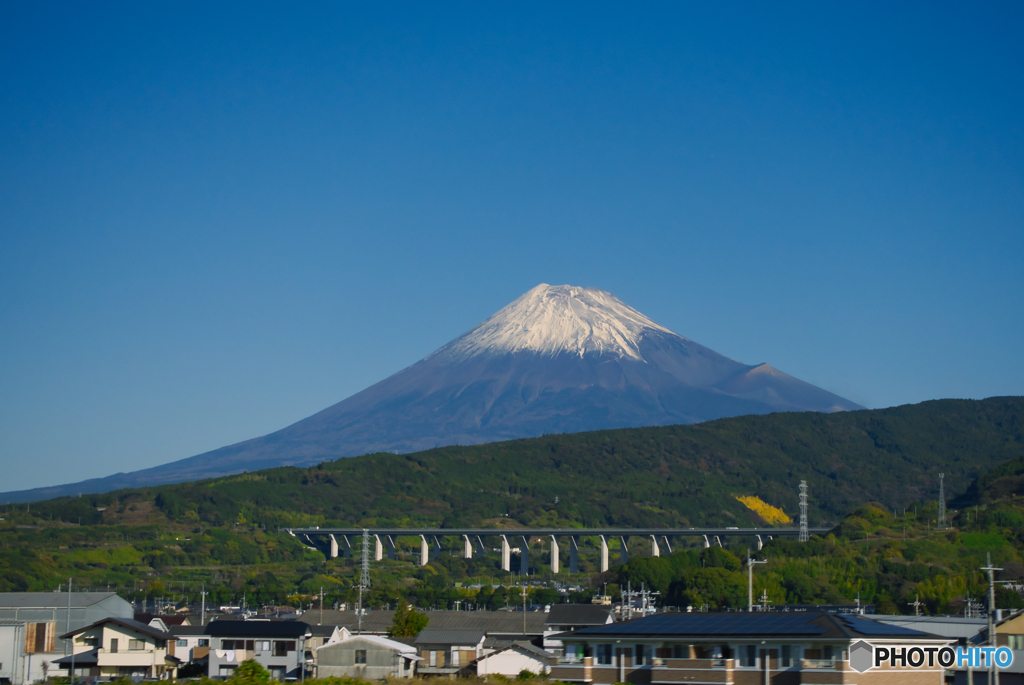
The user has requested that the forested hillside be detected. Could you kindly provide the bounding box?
[1,397,1022,615]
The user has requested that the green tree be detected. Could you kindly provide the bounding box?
[230,660,270,685]
[388,602,429,638]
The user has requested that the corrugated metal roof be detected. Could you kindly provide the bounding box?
[0,592,122,609]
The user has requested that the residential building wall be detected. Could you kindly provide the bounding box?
[476,649,550,677]
[208,636,302,680]
[553,639,946,685]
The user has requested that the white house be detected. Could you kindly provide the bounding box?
[55,617,179,679]
[474,642,553,677]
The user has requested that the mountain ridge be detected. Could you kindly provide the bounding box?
[2,284,863,502]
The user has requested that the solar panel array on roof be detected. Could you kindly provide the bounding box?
[577,613,828,636]
[838,615,931,637]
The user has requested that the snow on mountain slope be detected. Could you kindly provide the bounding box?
[437,284,679,361]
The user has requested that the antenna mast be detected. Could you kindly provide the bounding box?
[937,473,946,530]
[799,481,809,542]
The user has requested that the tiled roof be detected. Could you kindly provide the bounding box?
[60,617,171,641]
[308,609,547,635]
[415,629,486,646]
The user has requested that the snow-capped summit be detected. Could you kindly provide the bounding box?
[440,284,676,361]
[2,284,864,500]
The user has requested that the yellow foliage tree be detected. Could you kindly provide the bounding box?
[735,495,792,525]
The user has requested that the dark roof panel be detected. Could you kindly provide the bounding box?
[836,615,934,637]
[546,605,614,626]
[573,613,830,637]
[205,620,311,638]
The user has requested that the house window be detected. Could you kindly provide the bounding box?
[197,639,210,648]
[110,639,119,653]
[823,646,833,661]
[451,649,460,667]
[355,650,367,665]
[429,651,437,667]
[741,645,756,668]
[270,668,285,680]
[176,639,188,647]
[276,640,295,656]
[129,639,145,651]
[781,645,795,668]
[635,645,646,666]
[672,645,689,659]
[1009,635,1024,650]
[255,640,270,654]
[219,666,237,677]
[597,644,613,665]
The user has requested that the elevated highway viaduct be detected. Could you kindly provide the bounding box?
[283,526,830,575]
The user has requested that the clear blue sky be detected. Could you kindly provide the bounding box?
[1,2,1021,492]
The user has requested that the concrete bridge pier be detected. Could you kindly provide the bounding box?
[661,535,673,554]
[497,532,509,573]
[520,535,530,575]
[475,535,487,558]
[569,537,579,574]
[387,535,397,560]
[329,534,339,559]
[650,535,660,557]
[374,535,383,561]
[419,535,429,566]
[756,535,763,551]
[702,535,710,549]
[550,536,560,574]
[463,535,473,559]
[341,535,352,557]
[714,535,722,547]
[599,535,609,572]
[619,536,629,564]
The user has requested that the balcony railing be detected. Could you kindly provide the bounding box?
[802,658,835,669]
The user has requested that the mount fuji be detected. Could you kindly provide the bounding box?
[2,284,862,502]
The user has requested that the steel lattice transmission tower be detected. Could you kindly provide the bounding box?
[360,529,371,589]
[799,480,809,542]
[937,473,946,530]
[356,529,371,633]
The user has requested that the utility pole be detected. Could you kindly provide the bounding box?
[200,585,207,625]
[319,587,324,625]
[521,585,527,635]
[907,594,922,616]
[68,578,75,685]
[747,549,767,612]
[981,552,1002,685]
[799,481,809,542]
[938,473,946,530]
